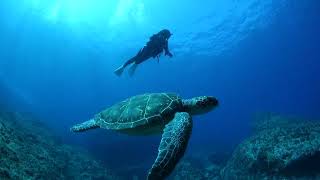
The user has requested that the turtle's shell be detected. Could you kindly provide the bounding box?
[95,93,183,130]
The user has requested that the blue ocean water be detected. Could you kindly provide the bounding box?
[1,0,320,178]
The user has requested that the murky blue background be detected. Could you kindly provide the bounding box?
[0,0,319,176]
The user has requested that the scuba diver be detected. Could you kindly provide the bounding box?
[114,29,173,76]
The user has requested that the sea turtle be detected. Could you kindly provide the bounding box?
[70,93,218,179]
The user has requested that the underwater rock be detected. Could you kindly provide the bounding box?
[0,112,121,180]
[207,151,230,166]
[221,114,320,179]
[171,155,224,180]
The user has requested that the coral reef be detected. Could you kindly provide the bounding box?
[221,114,320,179]
[4,110,319,180]
[170,152,229,180]
[0,112,121,180]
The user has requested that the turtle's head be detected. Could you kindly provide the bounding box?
[182,96,219,115]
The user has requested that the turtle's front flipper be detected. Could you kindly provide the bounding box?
[70,119,99,132]
[147,112,192,180]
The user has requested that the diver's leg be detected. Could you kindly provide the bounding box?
[128,63,139,77]
[134,49,152,64]
[123,57,136,68]
[128,48,157,77]
[116,47,152,76]
[128,54,153,77]
[114,48,145,76]
[114,56,136,76]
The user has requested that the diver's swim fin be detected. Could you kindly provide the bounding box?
[128,63,138,77]
[114,65,125,76]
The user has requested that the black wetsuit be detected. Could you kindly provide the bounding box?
[123,33,172,67]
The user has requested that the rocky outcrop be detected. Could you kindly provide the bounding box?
[221,114,320,179]
[170,151,230,180]
[0,112,121,180]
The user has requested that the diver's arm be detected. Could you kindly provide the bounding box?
[164,40,173,57]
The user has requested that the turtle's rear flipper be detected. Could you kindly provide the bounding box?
[147,112,192,180]
[70,119,99,132]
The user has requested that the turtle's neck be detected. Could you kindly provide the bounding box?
[181,99,196,115]
[182,97,217,115]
